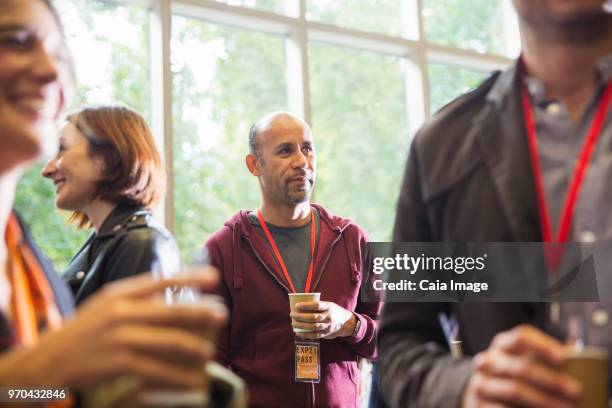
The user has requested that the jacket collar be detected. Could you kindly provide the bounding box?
[475,62,542,241]
[96,202,149,239]
[227,203,352,237]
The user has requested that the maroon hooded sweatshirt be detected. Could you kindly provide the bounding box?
[205,204,381,408]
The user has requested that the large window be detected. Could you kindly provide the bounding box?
[172,15,288,254]
[15,0,519,269]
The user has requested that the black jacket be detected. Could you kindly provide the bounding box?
[378,63,550,407]
[64,203,181,304]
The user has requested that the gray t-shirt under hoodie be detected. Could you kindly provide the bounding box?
[248,208,320,292]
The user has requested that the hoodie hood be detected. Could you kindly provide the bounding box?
[223,203,353,237]
[219,203,356,292]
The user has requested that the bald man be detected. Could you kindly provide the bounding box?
[205,112,381,407]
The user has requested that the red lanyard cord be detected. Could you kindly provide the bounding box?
[521,79,612,243]
[256,209,316,293]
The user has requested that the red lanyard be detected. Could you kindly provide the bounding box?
[256,209,316,293]
[521,79,612,243]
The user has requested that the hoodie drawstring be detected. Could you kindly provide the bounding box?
[232,224,244,289]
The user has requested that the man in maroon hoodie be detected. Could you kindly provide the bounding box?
[205,112,381,407]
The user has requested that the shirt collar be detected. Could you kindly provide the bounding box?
[597,54,612,82]
[523,54,612,104]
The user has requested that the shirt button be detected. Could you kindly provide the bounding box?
[76,271,86,280]
[550,302,560,324]
[580,230,596,242]
[546,102,561,115]
[592,309,609,327]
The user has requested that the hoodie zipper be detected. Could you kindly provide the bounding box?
[245,223,347,408]
[303,228,344,408]
[244,235,293,293]
[245,226,347,294]
[245,233,316,408]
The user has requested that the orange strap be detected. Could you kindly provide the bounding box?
[5,213,62,346]
[5,214,72,407]
[257,209,316,293]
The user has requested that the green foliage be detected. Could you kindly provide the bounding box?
[423,0,507,55]
[309,42,408,241]
[428,63,490,114]
[109,35,151,120]
[172,18,287,254]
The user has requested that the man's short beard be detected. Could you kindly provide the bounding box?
[284,187,312,205]
[530,8,612,44]
[561,12,612,43]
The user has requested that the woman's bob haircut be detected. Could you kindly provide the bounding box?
[66,105,164,228]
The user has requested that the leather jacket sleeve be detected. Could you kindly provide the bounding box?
[377,140,473,408]
[102,227,181,283]
[69,220,182,305]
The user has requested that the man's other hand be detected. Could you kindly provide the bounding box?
[462,324,582,408]
[291,301,357,340]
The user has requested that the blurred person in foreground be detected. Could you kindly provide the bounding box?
[0,0,244,406]
[378,1,612,407]
[42,105,181,305]
[205,112,381,407]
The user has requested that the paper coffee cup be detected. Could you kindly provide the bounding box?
[564,346,609,408]
[289,292,321,333]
